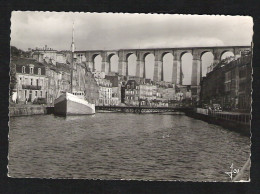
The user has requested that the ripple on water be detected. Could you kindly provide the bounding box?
[8,113,250,181]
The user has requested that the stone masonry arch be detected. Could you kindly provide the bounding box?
[80,46,250,86]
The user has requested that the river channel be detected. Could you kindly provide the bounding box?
[8,113,250,181]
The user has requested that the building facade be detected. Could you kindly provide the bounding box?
[105,75,122,105]
[95,78,112,105]
[200,51,252,112]
[124,80,140,106]
[237,54,252,111]
[31,45,58,65]
[12,57,48,103]
[139,83,157,106]
[84,66,99,104]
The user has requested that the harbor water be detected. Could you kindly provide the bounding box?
[8,113,250,181]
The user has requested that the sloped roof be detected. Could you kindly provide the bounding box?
[11,57,45,68]
[126,79,139,86]
[32,52,44,55]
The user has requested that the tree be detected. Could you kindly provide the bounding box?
[11,46,21,57]
[11,46,29,58]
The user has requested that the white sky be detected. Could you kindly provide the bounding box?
[11,11,253,84]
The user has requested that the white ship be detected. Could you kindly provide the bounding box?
[54,22,95,116]
[54,92,95,115]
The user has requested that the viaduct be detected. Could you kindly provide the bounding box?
[74,46,251,86]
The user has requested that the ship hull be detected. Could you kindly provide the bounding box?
[54,93,95,116]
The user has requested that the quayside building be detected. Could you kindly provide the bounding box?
[200,51,252,112]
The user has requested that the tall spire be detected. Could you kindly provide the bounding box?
[71,21,75,53]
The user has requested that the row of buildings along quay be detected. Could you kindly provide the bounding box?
[10,45,252,112]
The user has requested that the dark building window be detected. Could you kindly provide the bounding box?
[30,67,34,74]
[239,82,246,92]
[22,66,26,73]
[225,71,231,82]
[225,82,231,92]
[239,68,246,78]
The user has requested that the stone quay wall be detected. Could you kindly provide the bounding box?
[9,105,47,117]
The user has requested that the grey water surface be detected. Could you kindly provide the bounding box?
[8,113,250,181]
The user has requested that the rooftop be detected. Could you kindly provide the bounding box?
[11,57,45,67]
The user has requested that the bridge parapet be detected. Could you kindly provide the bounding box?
[95,105,192,114]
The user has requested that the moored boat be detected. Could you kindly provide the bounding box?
[54,92,95,115]
[54,21,95,116]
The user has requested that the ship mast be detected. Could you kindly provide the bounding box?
[70,21,75,93]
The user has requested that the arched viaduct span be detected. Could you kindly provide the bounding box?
[75,46,251,86]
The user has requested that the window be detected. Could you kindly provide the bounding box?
[225,82,231,92]
[35,91,37,97]
[225,71,231,82]
[239,82,246,92]
[239,68,246,78]
[30,67,34,74]
[39,79,42,86]
[25,78,28,85]
[31,79,33,85]
[38,68,41,75]
[22,66,26,73]
[40,91,42,97]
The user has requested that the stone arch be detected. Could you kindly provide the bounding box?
[179,51,192,61]
[160,51,173,61]
[107,53,115,61]
[200,51,214,77]
[200,50,213,60]
[162,52,174,82]
[143,52,155,79]
[92,53,102,72]
[107,53,119,73]
[126,53,137,76]
[161,52,170,60]
[126,52,133,60]
[143,52,153,61]
[220,50,234,60]
[91,53,102,62]
[180,52,193,85]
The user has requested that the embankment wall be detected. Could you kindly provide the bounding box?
[9,106,47,117]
